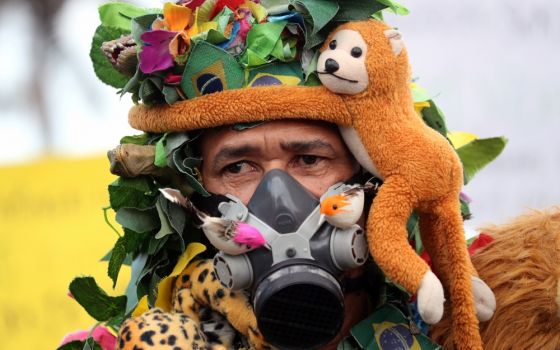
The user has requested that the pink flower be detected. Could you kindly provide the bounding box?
[60,326,116,350]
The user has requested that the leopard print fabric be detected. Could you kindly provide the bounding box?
[117,259,270,350]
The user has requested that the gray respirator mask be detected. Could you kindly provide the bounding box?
[210,169,368,350]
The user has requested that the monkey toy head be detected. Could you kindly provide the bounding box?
[317,20,410,97]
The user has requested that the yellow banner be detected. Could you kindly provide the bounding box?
[0,156,129,349]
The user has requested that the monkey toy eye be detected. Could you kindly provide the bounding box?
[329,40,337,50]
[351,47,363,58]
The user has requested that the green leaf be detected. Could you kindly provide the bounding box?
[162,85,181,105]
[291,0,339,36]
[69,277,127,322]
[460,197,472,221]
[98,3,154,31]
[406,212,422,254]
[106,313,127,333]
[125,253,148,313]
[148,235,170,255]
[172,152,209,196]
[108,236,127,288]
[261,0,290,15]
[123,228,150,253]
[421,100,448,136]
[57,340,85,350]
[120,67,142,98]
[139,77,165,105]
[154,200,175,239]
[336,0,387,21]
[120,133,150,145]
[116,207,159,233]
[90,25,131,89]
[131,14,160,44]
[57,339,103,350]
[241,21,287,66]
[83,337,104,350]
[109,177,157,211]
[154,134,169,168]
[456,137,507,184]
[376,0,410,16]
[411,84,435,103]
[148,271,163,306]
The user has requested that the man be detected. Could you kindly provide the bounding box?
[198,119,372,349]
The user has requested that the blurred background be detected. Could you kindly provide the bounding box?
[0,0,558,348]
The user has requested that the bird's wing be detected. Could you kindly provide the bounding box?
[159,188,208,221]
[344,182,379,197]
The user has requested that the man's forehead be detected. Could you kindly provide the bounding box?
[200,120,342,152]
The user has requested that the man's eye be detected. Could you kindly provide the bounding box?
[298,155,320,165]
[223,161,254,174]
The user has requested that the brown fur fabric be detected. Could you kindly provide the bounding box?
[128,85,351,132]
[430,207,560,350]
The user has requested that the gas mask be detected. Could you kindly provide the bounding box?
[210,169,368,350]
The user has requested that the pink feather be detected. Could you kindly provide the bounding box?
[233,223,266,248]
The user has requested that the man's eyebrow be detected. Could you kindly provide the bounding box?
[211,144,261,168]
[280,139,336,154]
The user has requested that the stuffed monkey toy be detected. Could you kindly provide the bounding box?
[129,20,495,350]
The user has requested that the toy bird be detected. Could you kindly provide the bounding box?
[319,183,378,229]
[159,188,267,255]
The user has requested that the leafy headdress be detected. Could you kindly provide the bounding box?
[64,0,506,348]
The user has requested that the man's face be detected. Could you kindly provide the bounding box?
[199,120,359,204]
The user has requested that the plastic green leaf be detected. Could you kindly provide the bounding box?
[336,0,387,21]
[90,25,131,89]
[98,3,155,31]
[406,212,422,254]
[148,235,170,255]
[421,100,448,136]
[411,84,435,103]
[154,200,174,239]
[120,133,150,145]
[172,152,209,196]
[206,29,228,45]
[456,137,507,184]
[69,277,127,322]
[108,177,156,211]
[241,21,287,66]
[214,7,234,33]
[131,14,159,44]
[139,77,165,105]
[197,0,218,23]
[154,133,169,168]
[460,197,472,220]
[371,11,384,21]
[376,0,410,16]
[123,228,150,253]
[108,236,127,288]
[57,340,103,350]
[261,0,290,15]
[292,0,339,36]
[115,207,159,233]
[232,122,265,130]
[162,85,181,105]
[125,253,148,313]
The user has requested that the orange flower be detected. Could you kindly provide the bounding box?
[152,2,195,59]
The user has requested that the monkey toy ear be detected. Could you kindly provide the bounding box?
[384,29,404,56]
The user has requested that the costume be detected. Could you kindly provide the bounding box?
[59,1,515,350]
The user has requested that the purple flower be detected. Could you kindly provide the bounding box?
[139,30,177,74]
